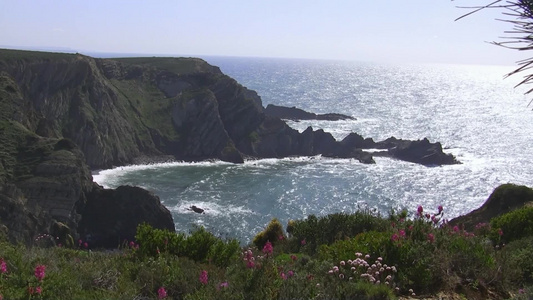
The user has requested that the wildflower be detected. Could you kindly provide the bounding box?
[425,213,431,219]
[28,287,34,295]
[0,259,7,274]
[158,286,167,299]
[34,264,46,281]
[301,239,306,246]
[290,254,297,261]
[498,228,503,236]
[519,288,525,294]
[355,252,362,257]
[35,286,42,295]
[453,225,459,233]
[199,270,208,285]
[365,254,370,259]
[438,205,443,213]
[288,270,294,277]
[246,261,255,268]
[218,282,229,290]
[278,235,284,241]
[377,257,382,261]
[84,242,88,249]
[399,229,406,237]
[339,274,344,279]
[391,234,399,242]
[417,205,423,215]
[340,260,345,266]
[262,241,273,255]
[280,272,287,280]
[129,241,135,248]
[427,233,435,243]
[78,239,82,247]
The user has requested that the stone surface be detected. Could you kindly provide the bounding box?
[79,185,175,248]
[264,104,355,121]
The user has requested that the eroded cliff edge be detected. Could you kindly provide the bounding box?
[0,49,458,246]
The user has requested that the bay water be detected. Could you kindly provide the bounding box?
[93,57,533,243]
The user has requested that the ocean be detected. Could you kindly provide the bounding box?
[92,57,533,244]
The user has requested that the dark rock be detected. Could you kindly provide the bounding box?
[450,184,533,230]
[190,205,205,214]
[264,104,355,121]
[79,185,175,248]
[385,138,458,166]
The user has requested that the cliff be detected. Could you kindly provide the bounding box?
[0,49,458,246]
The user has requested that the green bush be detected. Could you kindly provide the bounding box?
[286,212,388,255]
[135,223,240,267]
[490,206,533,244]
[253,218,285,250]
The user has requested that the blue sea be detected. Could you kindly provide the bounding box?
[93,57,533,244]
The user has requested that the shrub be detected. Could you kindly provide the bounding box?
[253,218,285,250]
[286,212,388,255]
[490,206,533,244]
[135,223,240,267]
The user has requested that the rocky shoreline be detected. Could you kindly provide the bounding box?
[0,49,460,248]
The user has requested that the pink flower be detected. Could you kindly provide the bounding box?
[28,287,34,295]
[399,229,406,237]
[129,241,135,248]
[301,239,306,246]
[498,228,503,236]
[425,213,431,219]
[280,272,287,280]
[0,259,7,274]
[427,233,435,243]
[218,282,229,290]
[438,205,443,213]
[83,242,88,249]
[35,286,42,295]
[417,205,423,215]
[290,254,298,261]
[246,260,255,268]
[288,270,294,277]
[199,270,208,285]
[262,241,273,255]
[453,225,459,233]
[158,286,167,299]
[391,233,399,242]
[34,264,46,281]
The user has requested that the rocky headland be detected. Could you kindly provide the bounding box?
[0,49,459,247]
[264,104,356,121]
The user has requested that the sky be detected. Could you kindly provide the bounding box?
[0,0,527,65]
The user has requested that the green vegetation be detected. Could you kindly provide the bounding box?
[112,57,219,75]
[0,205,532,299]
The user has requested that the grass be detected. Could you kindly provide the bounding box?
[112,57,219,76]
[0,205,532,299]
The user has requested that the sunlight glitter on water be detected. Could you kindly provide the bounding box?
[93,58,533,244]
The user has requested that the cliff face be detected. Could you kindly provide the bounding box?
[0,49,458,245]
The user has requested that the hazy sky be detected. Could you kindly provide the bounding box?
[0,1,527,65]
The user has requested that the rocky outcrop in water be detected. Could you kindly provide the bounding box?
[264,104,355,121]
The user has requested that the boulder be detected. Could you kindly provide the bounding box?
[79,185,175,248]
